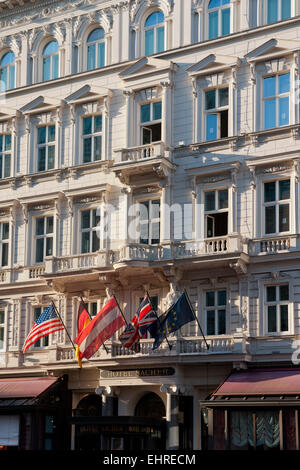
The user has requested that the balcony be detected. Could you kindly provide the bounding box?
[43,251,115,274]
[249,235,299,256]
[116,141,166,163]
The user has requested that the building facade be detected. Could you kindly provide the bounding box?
[0,0,300,451]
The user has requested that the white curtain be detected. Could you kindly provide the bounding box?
[231,411,279,448]
[0,415,20,446]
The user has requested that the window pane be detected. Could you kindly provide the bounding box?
[88,28,105,43]
[141,104,151,123]
[218,189,228,209]
[92,209,100,228]
[205,90,216,110]
[205,191,215,211]
[153,101,162,121]
[47,146,55,170]
[207,310,215,335]
[43,56,51,81]
[282,0,291,19]
[94,115,102,133]
[206,114,218,141]
[36,218,45,236]
[81,232,90,253]
[219,87,229,107]
[1,243,8,267]
[139,201,149,222]
[46,217,53,234]
[83,117,92,135]
[279,73,290,94]
[279,204,289,232]
[92,230,100,252]
[97,42,105,68]
[151,221,160,244]
[267,285,276,302]
[94,136,102,161]
[38,127,46,145]
[218,290,226,306]
[264,76,276,98]
[5,134,11,151]
[46,237,53,257]
[8,64,15,90]
[83,138,92,163]
[279,180,290,200]
[48,125,56,142]
[206,291,215,307]
[145,29,154,55]
[264,182,276,202]
[38,148,46,172]
[81,211,90,229]
[0,155,2,179]
[36,238,44,263]
[280,305,288,332]
[218,309,226,334]
[265,205,276,234]
[156,26,165,53]
[267,0,278,23]
[87,44,96,70]
[221,8,230,36]
[209,11,219,39]
[279,284,289,301]
[152,200,160,219]
[4,154,10,178]
[140,221,149,244]
[0,327,3,349]
[52,54,59,79]
[268,305,277,332]
[0,311,4,324]
[264,99,276,129]
[279,97,289,126]
[2,223,9,240]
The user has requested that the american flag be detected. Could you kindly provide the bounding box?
[22,304,65,353]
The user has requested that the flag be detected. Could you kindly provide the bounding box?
[75,301,91,368]
[22,304,65,353]
[152,292,195,350]
[74,297,125,359]
[119,295,156,349]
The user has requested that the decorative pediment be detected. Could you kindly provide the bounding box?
[245,39,300,63]
[186,54,241,76]
[0,106,19,121]
[20,96,64,115]
[64,85,113,105]
[119,57,177,84]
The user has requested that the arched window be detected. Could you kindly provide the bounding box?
[87,28,105,71]
[144,11,165,56]
[42,40,59,81]
[0,52,15,91]
[208,0,230,39]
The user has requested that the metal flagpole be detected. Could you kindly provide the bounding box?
[51,300,77,351]
[80,296,109,355]
[184,289,209,350]
[147,291,172,351]
[113,294,128,326]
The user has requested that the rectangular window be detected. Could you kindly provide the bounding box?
[263,179,290,234]
[0,310,4,350]
[267,0,291,23]
[205,290,226,335]
[139,199,160,245]
[0,222,9,267]
[80,209,100,253]
[263,73,290,129]
[265,284,289,333]
[140,101,162,145]
[37,125,56,172]
[0,134,11,179]
[204,189,228,238]
[205,87,229,141]
[35,216,53,263]
[82,115,102,163]
[33,307,49,347]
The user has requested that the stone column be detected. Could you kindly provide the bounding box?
[95,386,119,416]
[160,384,180,450]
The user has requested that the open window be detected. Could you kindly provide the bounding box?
[140,101,162,145]
[205,87,229,141]
[204,189,228,238]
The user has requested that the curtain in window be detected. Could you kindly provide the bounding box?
[231,411,279,448]
[231,411,253,447]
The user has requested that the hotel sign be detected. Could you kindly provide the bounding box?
[100,367,175,378]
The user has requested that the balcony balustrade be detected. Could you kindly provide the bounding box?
[249,235,298,256]
[115,141,165,163]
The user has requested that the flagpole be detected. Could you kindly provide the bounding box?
[51,300,76,351]
[80,296,109,355]
[184,289,209,350]
[147,291,172,351]
[113,295,128,326]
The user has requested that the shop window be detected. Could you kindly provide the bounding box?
[42,41,59,81]
[37,124,56,172]
[267,0,291,24]
[140,100,162,145]
[139,199,160,245]
[0,222,9,267]
[208,0,230,40]
[205,87,229,141]
[263,179,290,234]
[263,73,290,129]
[80,209,100,254]
[204,189,228,238]
[87,28,105,71]
[34,216,53,263]
[205,290,226,335]
[265,284,290,334]
[0,133,11,179]
[0,51,15,91]
[82,114,102,163]
[144,11,165,56]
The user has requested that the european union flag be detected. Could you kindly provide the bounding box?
[152,292,195,350]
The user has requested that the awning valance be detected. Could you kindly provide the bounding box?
[0,377,59,407]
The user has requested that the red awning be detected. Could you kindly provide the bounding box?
[0,377,58,399]
[213,368,300,396]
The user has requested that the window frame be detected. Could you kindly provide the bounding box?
[207,0,231,40]
[0,133,12,180]
[139,99,162,146]
[203,86,229,141]
[79,208,101,254]
[0,51,15,91]
[86,28,106,71]
[265,0,291,24]
[144,10,165,56]
[81,114,103,163]
[42,40,59,82]
[32,306,49,348]
[138,198,161,245]
[34,215,54,265]
[203,188,229,239]
[0,221,9,268]
[36,123,56,173]
[262,72,291,130]
[204,288,227,336]
[0,308,6,351]
[264,283,291,335]
[262,178,291,236]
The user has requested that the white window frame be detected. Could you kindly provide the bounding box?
[0,51,16,91]
[138,198,161,245]
[33,215,54,265]
[0,308,5,351]
[143,10,165,56]
[81,114,103,163]
[264,283,292,336]
[262,72,291,130]
[204,288,227,336]
[207,0,231,40]
[0,221,9,268]
[0,132,12,179]
[262,178,291,236]
[203,85,229,141]
[204,187,229,238]
[79,207,101,254]
[36,123,56,173]
[139,99,162,146]
[42,41,59,82]
[86,28,106,71]
[264,0,292,24]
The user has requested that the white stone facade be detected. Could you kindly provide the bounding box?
[0,0,300,450]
